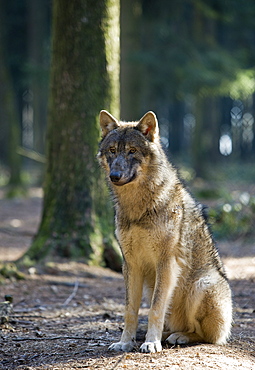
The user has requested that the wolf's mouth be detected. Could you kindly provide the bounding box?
[110,172,137,186]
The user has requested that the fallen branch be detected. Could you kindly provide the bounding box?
[17,146,46,163]
[63,279,79,306]
[110,353,126,370]
[11,335,91,342]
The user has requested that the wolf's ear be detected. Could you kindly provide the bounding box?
[137,111,159,142]
[99,110,119,137]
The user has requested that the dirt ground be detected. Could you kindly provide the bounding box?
[0,189,255,370]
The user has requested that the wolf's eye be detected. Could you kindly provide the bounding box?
[129,148,136,154]
[109,147,116,154]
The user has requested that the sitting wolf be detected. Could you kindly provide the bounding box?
[97,110,232,353]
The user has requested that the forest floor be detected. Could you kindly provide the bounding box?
[0,188,255,369]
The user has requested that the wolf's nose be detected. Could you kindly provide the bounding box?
[110,171,122,183]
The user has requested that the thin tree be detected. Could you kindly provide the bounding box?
[21,0,121,269]
[0,0,22,188]
[120,0,142,119]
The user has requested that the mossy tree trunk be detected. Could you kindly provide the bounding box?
[22,0,121,268]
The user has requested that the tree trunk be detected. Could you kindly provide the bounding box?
[192,96,207,178]
[21,0,121,270]
[0,0,22,187]
[27,0,49,155]
[120,0,142,119]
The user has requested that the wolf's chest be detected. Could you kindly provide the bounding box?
[116,215,179,264]
[116,223,160,262]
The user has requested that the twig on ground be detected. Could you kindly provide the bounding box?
[110,353,126,370]
[11,335,92,342]
[63,279,79,306]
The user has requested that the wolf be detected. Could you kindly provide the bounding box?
[97,110,232,353]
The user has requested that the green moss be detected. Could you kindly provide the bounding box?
[6,186,27,199]
[0,263,25,280]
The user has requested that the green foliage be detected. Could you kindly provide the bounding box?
[140,0,255,100]
[195,188,222,200]
[228,69,255,100]
[208,192,255,240]
[6,186,27,199]
[190,162,255,240]
[0,166,9,187]
[0,166,43,199]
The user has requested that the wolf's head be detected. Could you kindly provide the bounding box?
[98,110,160,186]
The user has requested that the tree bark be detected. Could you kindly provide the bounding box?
[22,0,121,269]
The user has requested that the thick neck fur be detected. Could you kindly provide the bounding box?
[111,148,180,222]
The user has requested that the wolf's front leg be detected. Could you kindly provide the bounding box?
[109,263,143,352]
[140,259,180,353]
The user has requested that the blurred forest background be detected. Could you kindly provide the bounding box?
[0,0,255,252]
[1,4,255,368]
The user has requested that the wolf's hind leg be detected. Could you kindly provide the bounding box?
[196,283,232,345]
[166,279,232,346]
[198,304,232,345]
[166,331,204,345]
[165,309,231,345]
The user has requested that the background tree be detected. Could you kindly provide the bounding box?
[120,0,143,119]
[27,0,50,155]
[21,0,121,269]
[1,0,255,185]
[139,0,255,175]
[0,0,22,188]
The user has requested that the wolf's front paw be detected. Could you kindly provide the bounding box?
[166,332,189,345]
[140,340,162,353]
[108,341,135,352]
